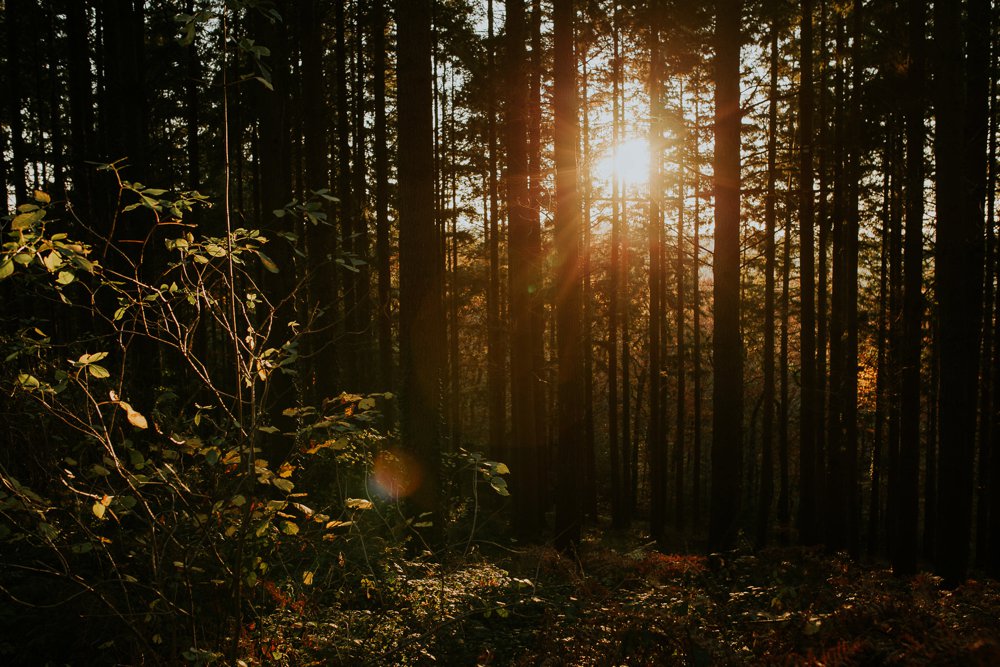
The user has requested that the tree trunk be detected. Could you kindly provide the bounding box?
[581,37,598,519]
[895,0,925,575]
[302,0,338,403]
[609,3,625,529]
[485,0,506,464]
[66,0,94,217]
[553,0,583,552]
[709,0,743,552]
[647,0,664,540]
[797,0,819,545]
[758,10,778,547]
[374,0,394,398]
[674,80,687,533]
[354,4,374,393]
[506,0,543,541]
[692,94,704,528]
[934,0,983,586]
[396,0,444,548]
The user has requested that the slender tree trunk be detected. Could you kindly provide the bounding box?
[553,0,583,552]
[66,0,94,216]
[253,1,295,432]
[895,0,925,575]
[934,0,983,586]
[815,0,829,538]
[354,4,374,393]
[709,0,743,552]
[506,0,543,540]
[826,11,847,551]
[581,38,598,519]
[185,0,200,193]
[609,4,624,529]
[674,81,687,532]
[335,0,357,390]
[987,33,1000,578]
[647,0,664,540]
[778,162,793,539]
[886,120,903,561]
[977,71,996,569]
[373,0,393,398]
[924,316,939,558]
[485,0,506,463]
[397,0,444,548]
[692,93,704,528]
[870,134,891,559]
[302,0,336,403]
[758,11,778,547]
[448,70,462,448]
[843,0,862,558]
[528,0,547,468]
[797,0,819,545]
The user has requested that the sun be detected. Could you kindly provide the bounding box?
[594,137,650,188]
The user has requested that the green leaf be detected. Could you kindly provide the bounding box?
[56,270,75,285]
[17,374,40,390]
[281,521,299,535]
[72,255,96,273]
[92,501,106,519]
[494,463,510,475]
[88,364,110,379]
[78,351,109,364]
[42,251,63,272]
[258,252,279,273]
[0,258,13,280]
[272,478,295,493]
[12,209,44,230]
[490,476,510,496]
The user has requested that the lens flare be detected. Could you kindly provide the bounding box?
[371,448,423,500]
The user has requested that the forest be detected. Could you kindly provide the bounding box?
[2,0,1000,664]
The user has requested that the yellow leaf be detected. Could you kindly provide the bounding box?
[117,400,148,429]
[92,501,106,519]
[272,477,295,493]
[345,498,373,511]
[302,571,314,586]
[34,190,50,204]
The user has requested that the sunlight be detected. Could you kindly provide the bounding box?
[594,137,650,188]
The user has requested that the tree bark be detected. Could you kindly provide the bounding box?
[934,0,983,586]
[553,0,583,552]
[797,0,819,545]
[709,0,744,552]
[506,0,543,540]
[895,0,925,575]
[396,0,444,548]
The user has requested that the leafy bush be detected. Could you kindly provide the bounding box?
[0,182,507,665]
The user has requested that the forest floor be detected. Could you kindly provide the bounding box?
[247,524,1000,666]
